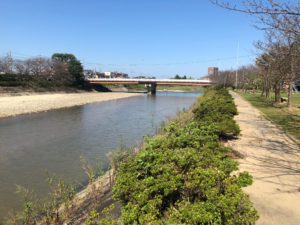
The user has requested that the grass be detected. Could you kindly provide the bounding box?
[156,85,204,92]
[124,84,147,91]
[125,84,204,92]
[104,84,204,92]
[281,92,300,106]
[238,91,300,140]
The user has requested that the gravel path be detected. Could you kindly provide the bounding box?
[0,92,141,118]
[229,91,300,225]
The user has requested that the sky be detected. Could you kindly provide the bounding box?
[0,0,264,78]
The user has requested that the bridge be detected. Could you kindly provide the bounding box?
[86,78,213,94]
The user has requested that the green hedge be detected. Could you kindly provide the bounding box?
[0,74,75,88]
[113,88,258,224]
[193,88,240,139]
[0,74,35,86]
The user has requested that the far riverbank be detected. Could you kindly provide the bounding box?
[0,92,142,118]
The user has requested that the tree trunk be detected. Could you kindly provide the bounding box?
[274,82,281,103]
[288,57,296,110]
[265,87,270,98]
[261,84,265,96]
[265,77,270,99]
[287,81,293,109]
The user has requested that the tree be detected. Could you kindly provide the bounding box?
[173,74,187,79]
[211,0,300,109]
[0,53,14,74]
[256,52,272,98]
[25,57,52,76]
[51,60,73,86]
[51,53,76,63]
[52,53,84,87]
[236,65,260,91]
[210,1,300,16]
[174,74,180,79]
[14,59,30,75]
[255,29,300,106]
[208,69,236,88]
[68,58,84,86]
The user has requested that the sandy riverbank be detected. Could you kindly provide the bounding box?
[0,92,142,118]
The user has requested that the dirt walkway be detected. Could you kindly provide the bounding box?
[229,92,300,225]
[0,92,141,118]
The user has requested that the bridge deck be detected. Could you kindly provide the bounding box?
[87,78,212,86]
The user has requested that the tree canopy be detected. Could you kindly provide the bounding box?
[51,53,77,63]
[52,53,84,86]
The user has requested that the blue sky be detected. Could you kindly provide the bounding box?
[0,0,263,78]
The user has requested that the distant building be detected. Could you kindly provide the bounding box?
[104,71,128,79]
[104,71,112,78]
[84,70,106,79]
[208,67,219,76]
[134,76,156,79]
[294,81,300,91]
[84,70,129,79]
[113,72,129,78]
[83,70,95,78]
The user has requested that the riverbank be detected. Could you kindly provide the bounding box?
[0,92,142,118]
[106,84,204,93]
[0,92,197,222]
[111,88,257,224]
[238,91,300,140]
[229,91,300,225]
[63,88,258,224]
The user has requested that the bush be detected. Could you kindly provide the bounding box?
[113,88,258,224]
[0,74,34,86]
[193,89,240,139]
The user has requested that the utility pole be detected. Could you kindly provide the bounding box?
[235,42,239,89]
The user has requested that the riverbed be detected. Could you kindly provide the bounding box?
[0,92,200,220]
[0,92,141,118]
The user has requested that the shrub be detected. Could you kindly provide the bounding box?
[113,88,258,224]
[193,89,240,139]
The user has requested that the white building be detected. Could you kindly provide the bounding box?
[104,72,112,78]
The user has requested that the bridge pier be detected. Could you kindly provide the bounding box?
[146,83,157,95]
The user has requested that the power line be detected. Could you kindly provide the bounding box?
[81,54,255,67]
[0,51,256,67]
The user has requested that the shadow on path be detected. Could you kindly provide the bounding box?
[229,91,300,225]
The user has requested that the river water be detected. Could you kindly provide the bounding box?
[0,92,200,220]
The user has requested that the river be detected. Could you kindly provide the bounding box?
[0,92,200,220]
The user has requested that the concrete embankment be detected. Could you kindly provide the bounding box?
[62,169,120,225]
[0,92,142,118]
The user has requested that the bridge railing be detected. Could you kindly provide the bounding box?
[86,78,212,84]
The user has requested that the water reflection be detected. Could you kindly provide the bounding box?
[0,92,200,219]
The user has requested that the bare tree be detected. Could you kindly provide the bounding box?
[207,69,237,88]
[0,52,86,91]
[210,1,300,42]
[14,59,30,75]
[237,65,260,92]
[210,1,300,16]
[211,0,300,109]
[0,53,14,74]
[25,57,52,76]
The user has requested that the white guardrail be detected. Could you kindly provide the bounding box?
[87,78,212,83]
